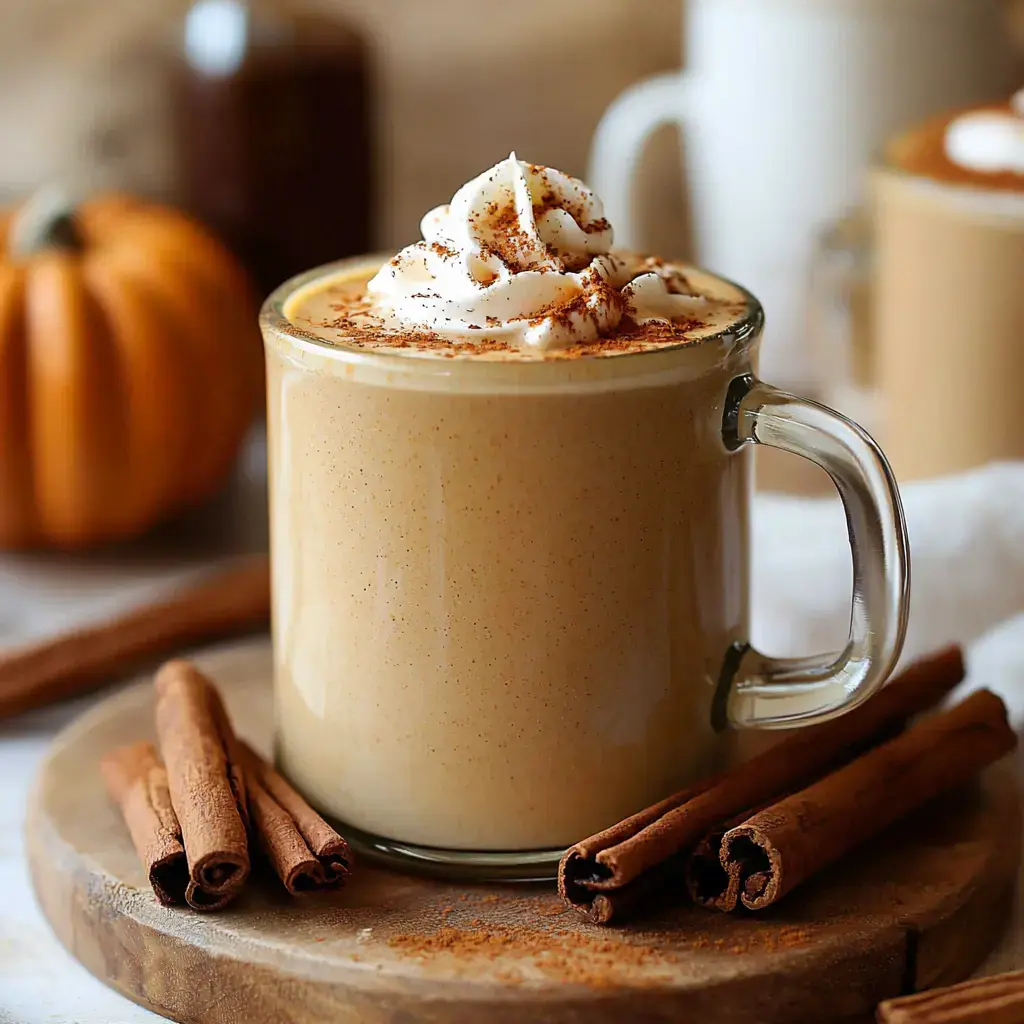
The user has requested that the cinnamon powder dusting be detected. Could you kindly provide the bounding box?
[384,891,816,989]
[388,922,672,988]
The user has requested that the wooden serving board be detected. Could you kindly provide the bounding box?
[26,639,1020,1024]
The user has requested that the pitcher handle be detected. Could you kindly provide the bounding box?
[587,71,687,249]
[715,375,911,731]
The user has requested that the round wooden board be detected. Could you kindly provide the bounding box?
[26,639,1020,1024]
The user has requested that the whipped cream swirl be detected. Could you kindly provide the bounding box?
[944,89,1024,177]
[367,153,707,351]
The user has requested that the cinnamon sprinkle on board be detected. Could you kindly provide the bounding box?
[382,891,820,989]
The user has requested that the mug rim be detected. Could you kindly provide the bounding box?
[259,255,765,380]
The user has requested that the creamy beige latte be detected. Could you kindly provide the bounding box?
[873,92,1024,480]
[264,155,758,852]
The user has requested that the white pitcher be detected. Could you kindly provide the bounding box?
[589,0,1017,385]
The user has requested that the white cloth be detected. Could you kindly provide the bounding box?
[2,449,1024,1020]
[754,461,1024,722]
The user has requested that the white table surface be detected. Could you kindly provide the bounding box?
[3,444,1024,1023]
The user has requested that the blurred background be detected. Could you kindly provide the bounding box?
[2,0,1019,403]
[0,0,686,256]
[0,0,1018,587]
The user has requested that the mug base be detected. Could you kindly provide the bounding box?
[331,817,564,881]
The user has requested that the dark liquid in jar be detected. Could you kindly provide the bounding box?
[174,3,373,298]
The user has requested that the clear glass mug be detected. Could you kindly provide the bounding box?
[806,208,878,434]
[261,257,910,879]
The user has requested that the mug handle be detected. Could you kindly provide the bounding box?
[587,71,687,248]
[715,374,911,731]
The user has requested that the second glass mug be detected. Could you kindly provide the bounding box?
[261,257,910,879]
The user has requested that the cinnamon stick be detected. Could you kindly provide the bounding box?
[559,645,965,922]
[247,776,323,894]
[0,555,270,720]
[154,660,249,909]
[100,741,188,907]
[717,689,1015,911]
[876,969,1024,1023]
[582,854,690,925]
[240,741,352,894]
[685,807,762,913]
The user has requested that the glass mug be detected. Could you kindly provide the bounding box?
[806,207,878,435]
[261,257,909,879]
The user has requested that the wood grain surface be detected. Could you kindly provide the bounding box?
[26,639,1020,1024]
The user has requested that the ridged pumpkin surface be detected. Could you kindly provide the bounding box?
[0,194,263,549]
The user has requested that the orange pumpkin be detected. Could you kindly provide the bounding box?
[0,190,263,549]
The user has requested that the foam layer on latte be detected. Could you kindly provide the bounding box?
[888,92,1024,194]
[364,154,715,352]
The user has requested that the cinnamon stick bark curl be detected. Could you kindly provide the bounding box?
[719,689,1015,911]
[240,740,352,894]
[876,967,1024,1023]
[154,659,250,907]
[559,645,966,921]
[101,741,187,906]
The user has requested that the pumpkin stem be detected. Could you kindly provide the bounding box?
[9,186,83,258]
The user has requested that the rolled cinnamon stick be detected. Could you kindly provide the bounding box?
[876,968,1024,1024]
[248,776,323,893]
[559,645,965,922]
[718,689,1015,911]
[583,855,690,925]
[100,741,188,907]
[202,674,250,833]
[154,660,249,909]
[685,808,762,913]
[239,741,351,894]
[0,555,270,720]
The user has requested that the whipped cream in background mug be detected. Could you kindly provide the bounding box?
[945,89,1024,176]
[260,157,908,874]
